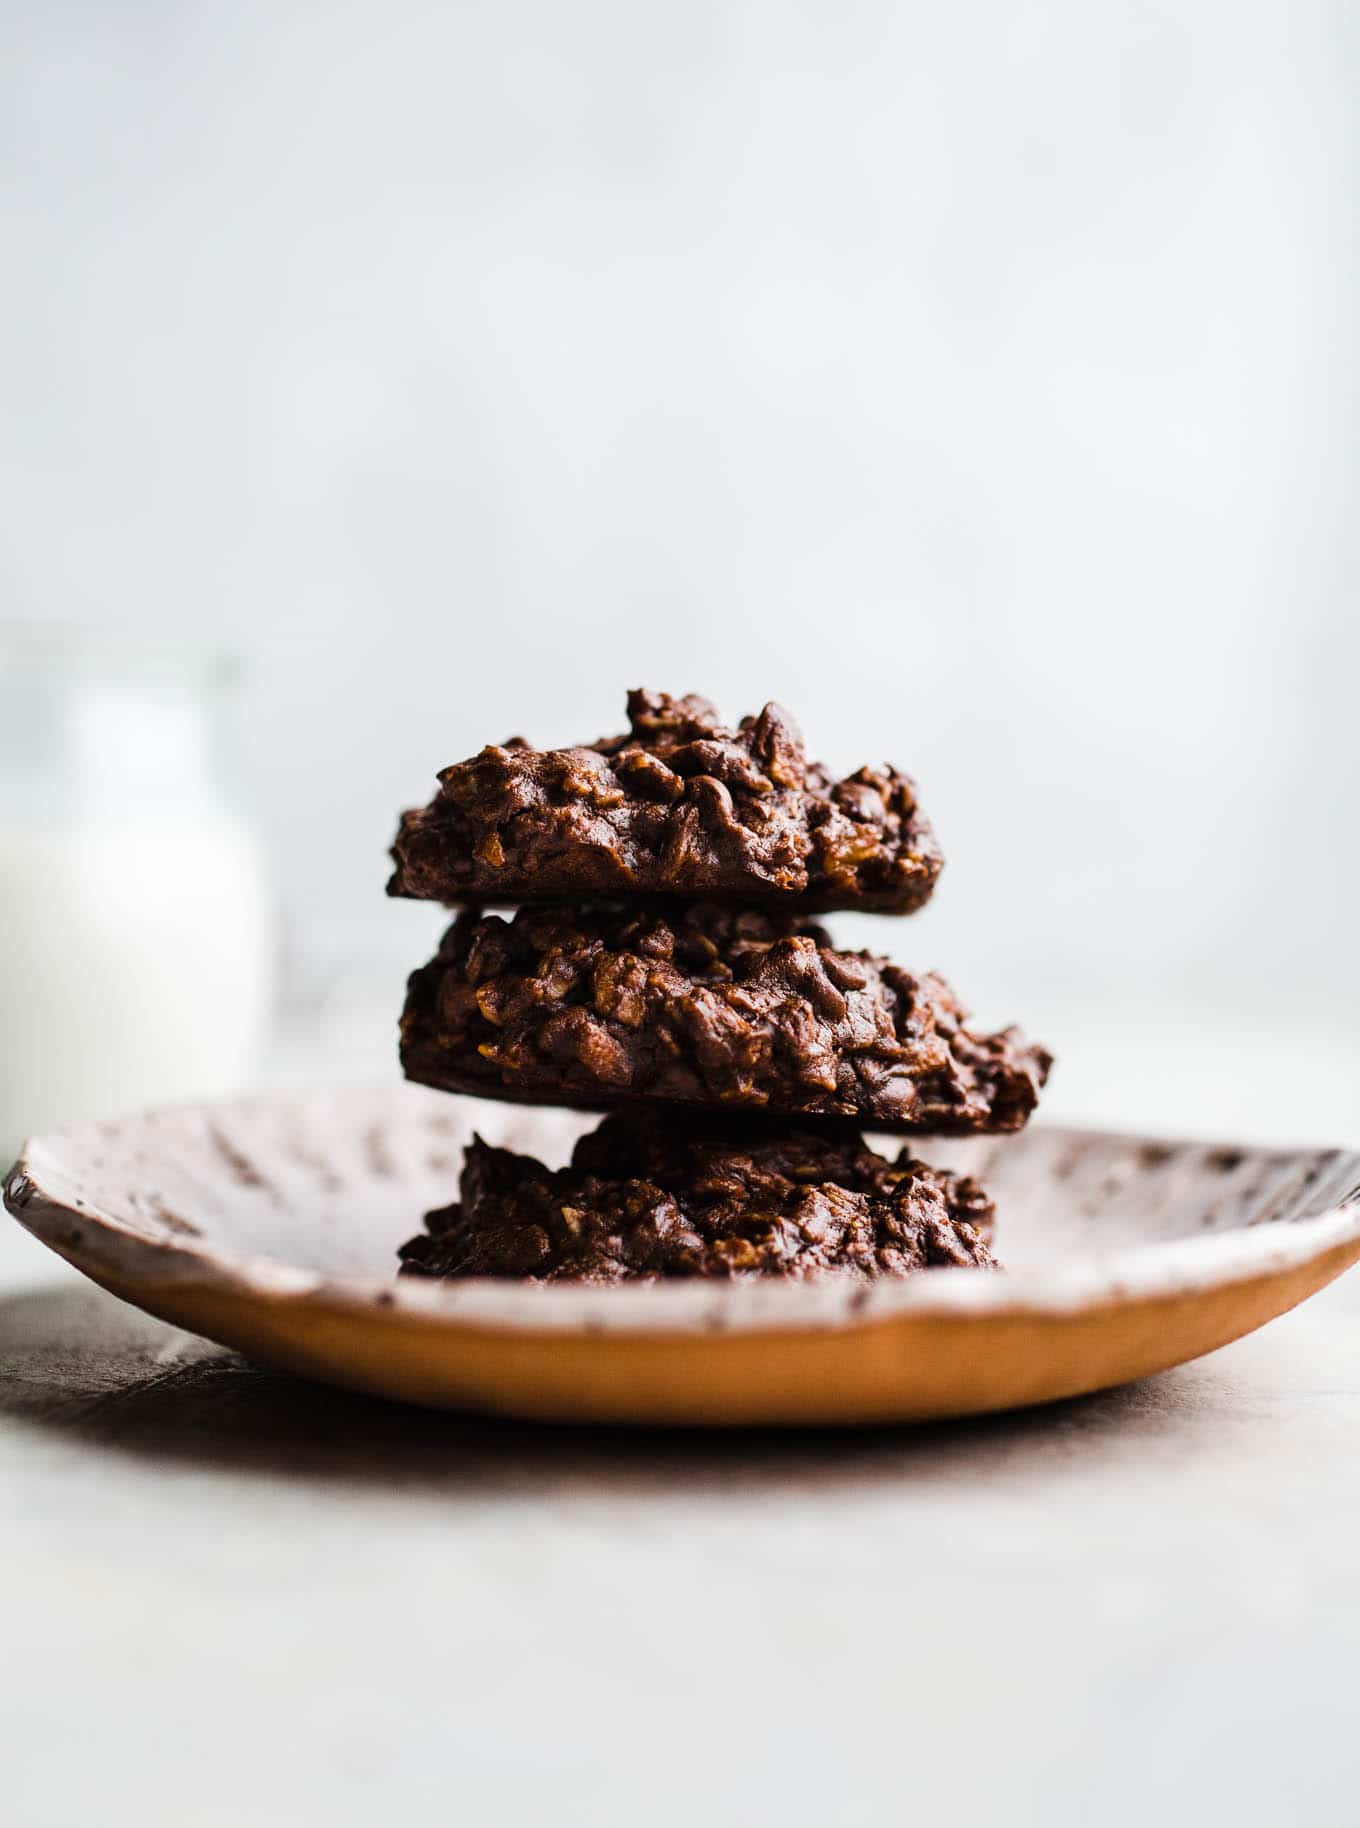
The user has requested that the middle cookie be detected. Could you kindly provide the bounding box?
[400,902,1052,1134]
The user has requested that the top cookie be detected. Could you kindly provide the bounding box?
[389,689,942,913]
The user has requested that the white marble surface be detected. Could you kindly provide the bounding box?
[3,1016,1359,1827]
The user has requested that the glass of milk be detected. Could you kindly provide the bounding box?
[0,628,276,1163]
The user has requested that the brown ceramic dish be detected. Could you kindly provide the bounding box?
[6,1085,1359,1426]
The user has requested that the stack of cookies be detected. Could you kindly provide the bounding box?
[388,691,1051,1282]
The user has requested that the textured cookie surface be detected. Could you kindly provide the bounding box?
[400,901,1051,1134]
[398,1108,997,1281]
[389,689,942,913]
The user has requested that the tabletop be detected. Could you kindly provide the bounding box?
[3,1007,1359,1827]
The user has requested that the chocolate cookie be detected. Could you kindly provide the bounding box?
[398,1108,997,1281]
[400,901,1051,1134]
[389,689,942,913]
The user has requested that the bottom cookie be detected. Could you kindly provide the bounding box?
[398,1109,997,1282]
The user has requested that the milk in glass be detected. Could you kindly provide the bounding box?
[0,633,274,1162]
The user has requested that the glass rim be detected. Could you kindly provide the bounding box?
[0,621,244,687]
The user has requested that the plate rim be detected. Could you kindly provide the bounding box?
[6,1086,1360,1340]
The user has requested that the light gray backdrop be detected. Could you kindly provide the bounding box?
[4,0,1356,1132]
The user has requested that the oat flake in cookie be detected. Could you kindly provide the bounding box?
[399,901,1051,1136]
[389,688,942,914]
[398,1108,997,1282]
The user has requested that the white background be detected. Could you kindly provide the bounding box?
[4,0,1356,1133]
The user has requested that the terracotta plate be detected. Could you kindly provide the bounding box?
[6,1085,1359,1425]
